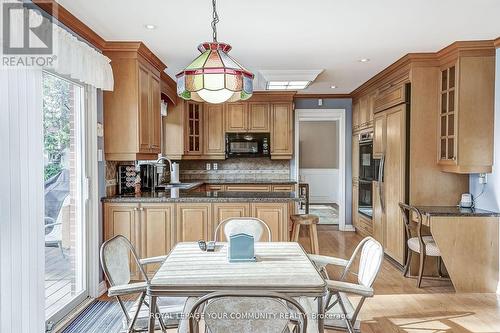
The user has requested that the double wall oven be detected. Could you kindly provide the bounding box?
[358,132,380,219]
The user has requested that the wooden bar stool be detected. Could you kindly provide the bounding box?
[291,214,320,254]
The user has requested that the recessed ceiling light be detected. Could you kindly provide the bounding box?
[330,85,337,89]
[359,58,370,63]
[145,24,157,30]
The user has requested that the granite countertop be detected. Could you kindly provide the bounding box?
[415,206,500,217]
[185,179,297,185]
[103,190,301,203]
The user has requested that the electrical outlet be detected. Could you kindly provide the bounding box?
[213,163,218,170]
[479,173,488,184]
[206,163,211,171]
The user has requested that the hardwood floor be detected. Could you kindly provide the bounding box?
[71,226,500,333]
[311,226,500,333]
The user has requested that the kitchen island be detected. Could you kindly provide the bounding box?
[103,189,300,278]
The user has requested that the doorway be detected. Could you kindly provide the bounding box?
[43,72,89,325]
[293,109,346,230]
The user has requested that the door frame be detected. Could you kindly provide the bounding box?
[293,109,347,231]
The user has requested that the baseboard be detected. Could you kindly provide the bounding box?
[340,224,356,232]
[98,280,107,297]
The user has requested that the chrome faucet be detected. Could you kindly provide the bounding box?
[156,156,180,184]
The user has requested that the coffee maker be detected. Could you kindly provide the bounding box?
[139,164,159,191]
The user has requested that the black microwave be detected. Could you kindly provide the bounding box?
[225,133,270,158]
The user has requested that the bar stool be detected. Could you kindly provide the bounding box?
[398,203,449,288]
[291,214,320,254]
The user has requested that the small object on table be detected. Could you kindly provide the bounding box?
[228,233,256,262]
[134,175,141,194]
[198,240,207,251]
[206,241,216,252]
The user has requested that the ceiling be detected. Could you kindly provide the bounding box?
[58,0,500,94]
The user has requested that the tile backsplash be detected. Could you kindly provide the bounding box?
[105,158,292,196]
[175,158,291,181]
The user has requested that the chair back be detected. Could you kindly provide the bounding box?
[100,235,145,287]
[189,291,307,333]
[214,217,272,242]
[398,202,424,242]
[343,237,383,288]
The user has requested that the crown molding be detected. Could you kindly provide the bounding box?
[33,0,106,50]
[160,72,178,105]
[351,39,496,98]
[103,41,167,72]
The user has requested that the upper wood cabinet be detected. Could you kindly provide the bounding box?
[373,79,407,113]
[225,102,270,133]
[352,134,359,181]
[103,42,165,161]
[248,102,270,132]
[271,103,293,159]
[203,103,225,158]
[164,92,294,160]
[225,103,248,132]
[184,102,203,156]
[437,54,495,173]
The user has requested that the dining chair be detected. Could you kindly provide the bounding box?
[214,217,272,242]
[307,237,384,333]
[187,290,308,333]
[399,203,448,288]
[100,235,188,333]
[45,195,70,258]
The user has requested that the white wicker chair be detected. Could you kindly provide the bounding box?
[214,217,272,242]
[307,237,384,333]
[100,235,190,333]
[188,290,308,333]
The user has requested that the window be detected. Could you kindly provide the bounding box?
[43,72,88,323]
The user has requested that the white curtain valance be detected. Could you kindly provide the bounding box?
[50,24,114,91]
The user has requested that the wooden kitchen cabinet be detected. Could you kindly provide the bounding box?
[203,103,225,158]
[184,102,203,156]
[212,203,250,241]
[103,42,165,161]
[104,203,141,279]
[248,102,270,132]
[373,79,407,113]
[351,181,359,227]
[176,203,212,242]
[373,113,386,159]
[372,181,384,244]
[141,204,174,275]
[352,134,359,181]
[382,105,406,264]
[352,100,360,131]
[271,184,295,192]
[437,54,495,173]
[251,203,288,241]
[225,103,248,132]
[225,185,272,192]
[225,102,270,133]
[271,103,293,159]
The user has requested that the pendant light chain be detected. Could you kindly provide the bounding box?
[211,0,219,42]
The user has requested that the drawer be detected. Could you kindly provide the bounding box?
[206,185,225,191]
[374,82,406,113]
[272,185,295,192]
[224,185,272,192]
[355,215,373,236]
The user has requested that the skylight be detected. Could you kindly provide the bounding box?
[266,81,310,90]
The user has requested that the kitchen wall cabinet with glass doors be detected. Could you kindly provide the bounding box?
[438,52,495,174]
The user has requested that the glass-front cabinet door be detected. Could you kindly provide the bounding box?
[185,102,203,155]
[439,64,457,164]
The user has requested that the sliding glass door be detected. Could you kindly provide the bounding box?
[43,71,89,325]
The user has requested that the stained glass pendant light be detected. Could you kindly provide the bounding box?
[176,0,254,104]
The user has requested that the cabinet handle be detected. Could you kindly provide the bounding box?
[139,207,144,211]
[133,207,138,211]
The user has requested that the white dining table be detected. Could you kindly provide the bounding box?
[147,241,327,333]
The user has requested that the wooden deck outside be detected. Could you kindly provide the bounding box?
[45,246,73,318]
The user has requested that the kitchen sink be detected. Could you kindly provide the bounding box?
[155,182,201,190]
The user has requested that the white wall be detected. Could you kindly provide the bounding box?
[299,168,339,203]
[469,48,500,293]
